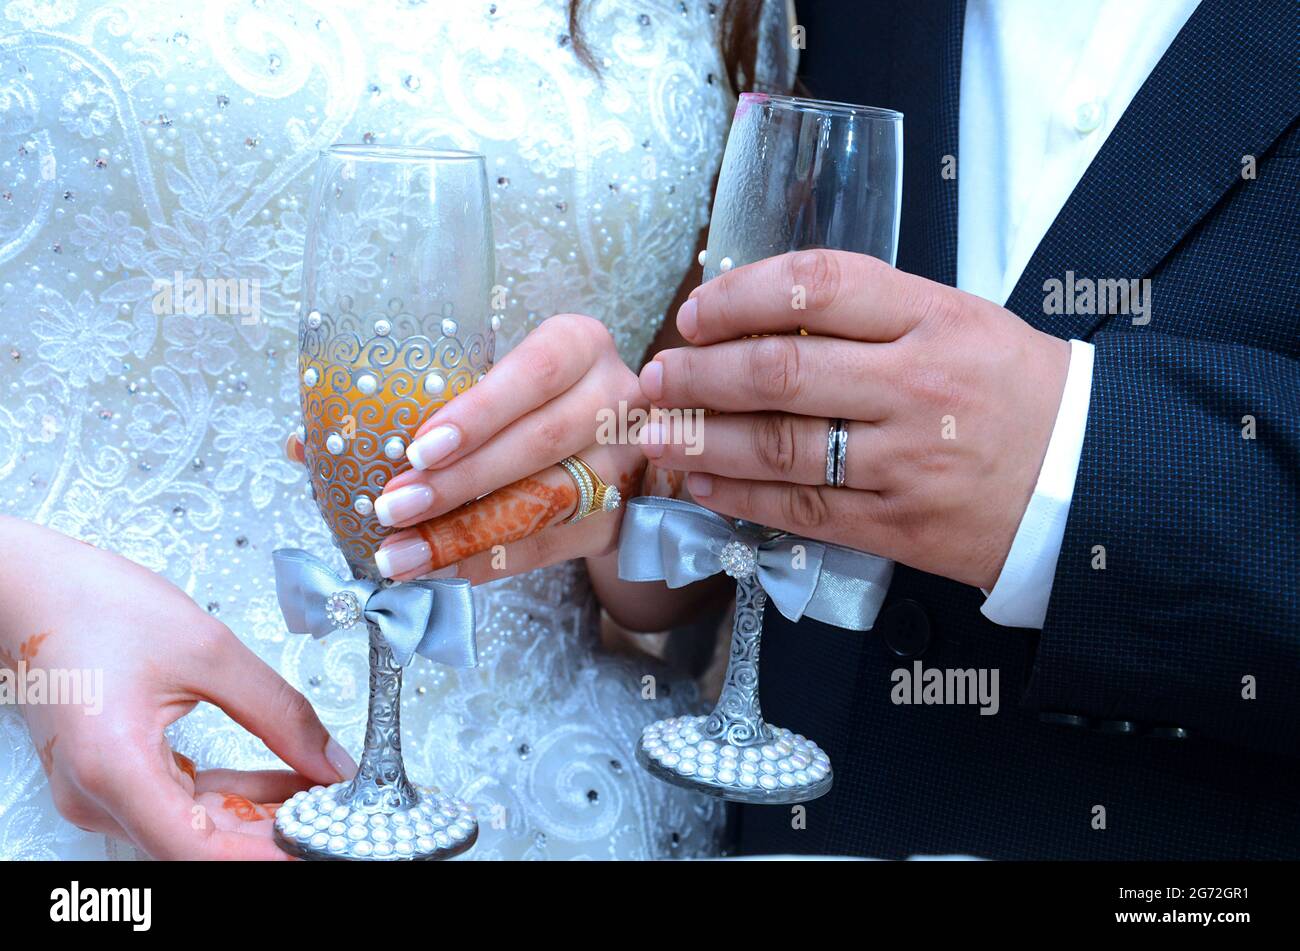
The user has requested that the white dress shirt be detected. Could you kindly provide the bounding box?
[958,0,1201,628]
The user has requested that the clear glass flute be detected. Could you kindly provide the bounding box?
[273,145,495,859]
[636,94,903,805]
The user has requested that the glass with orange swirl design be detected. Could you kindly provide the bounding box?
[298,146,494,578]
[274,145,494,862]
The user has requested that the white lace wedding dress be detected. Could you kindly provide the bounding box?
[0,0,794,859]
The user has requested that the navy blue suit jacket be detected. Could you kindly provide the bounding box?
[735,0,1300,859]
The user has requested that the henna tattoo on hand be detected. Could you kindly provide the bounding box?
[173,751,197,782]
[416,475,575,571]
[220,793,275,821]
[38,735,57,775]
[0,631,51,672]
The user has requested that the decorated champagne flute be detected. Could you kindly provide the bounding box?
[272,145,495,859]
[635,94,903,804]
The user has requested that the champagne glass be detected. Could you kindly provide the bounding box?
[636,94,903,804]
[273,145,495,859]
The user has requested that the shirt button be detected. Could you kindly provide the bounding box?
[1072,99,1106,134]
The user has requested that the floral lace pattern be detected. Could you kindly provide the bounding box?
[0,0,792,860]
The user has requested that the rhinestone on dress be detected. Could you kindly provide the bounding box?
[718,540,756,580]
[324,590,363,628]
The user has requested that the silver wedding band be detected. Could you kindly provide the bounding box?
[825,419,848,488]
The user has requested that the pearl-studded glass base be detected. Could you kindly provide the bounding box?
[273,782,478,861]
[635,715,832,805]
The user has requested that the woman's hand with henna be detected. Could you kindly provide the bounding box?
[0,516,356,859]
[370,313,650,582]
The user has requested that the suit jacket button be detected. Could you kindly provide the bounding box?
[876,599,931,657]
[1039,712,1089,729]
[1094,719,1138,735]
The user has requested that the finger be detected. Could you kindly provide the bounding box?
[403,313,607,471]
[643,412,886,489]
[677,249,926,345]
[285,430,305,465]
[376,364,638,528]
[193,629,356,787]
[429,512,620,586]
[375,442,638,580]
[193,768,318,803]
[685,472,895,558]
[643,335,892,418]
[107,748,293,860]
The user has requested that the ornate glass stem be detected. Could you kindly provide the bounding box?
[339,622,418,810]
[702,574,774,747]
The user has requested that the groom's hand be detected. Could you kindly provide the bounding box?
[638,250,1071,590]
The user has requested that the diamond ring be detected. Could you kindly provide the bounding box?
[558,454,622,523]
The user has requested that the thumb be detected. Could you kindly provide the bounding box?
[197,632,356,786]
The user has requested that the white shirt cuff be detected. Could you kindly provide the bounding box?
[980,339,1095,629]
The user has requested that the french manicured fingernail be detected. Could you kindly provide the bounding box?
[640,360,664,401]
[374,484,434,526]
[640,421,665,458]
[374,535,431,577]
[406,424,460,470]
[687,472,713,498]
[324,736,357,781]
[677,298,698,339]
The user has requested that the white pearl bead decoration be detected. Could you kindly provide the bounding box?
[356,372,378,396]
[440,317,458,337]
[383,437,405,460]
[635,715,832,804]
[353,496,373,516]
[718,256,734,272]
[302,367,319,387]
[423,372,446,395]
[373,318,392,337]
[306,309,323,329]
[326,433,345,455]
[274,783,477,861]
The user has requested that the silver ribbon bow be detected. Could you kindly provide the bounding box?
[617,496,893,630]
[271,549,478,668]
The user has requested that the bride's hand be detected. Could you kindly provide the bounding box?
[0,516,356,859]
[372,313,647,581]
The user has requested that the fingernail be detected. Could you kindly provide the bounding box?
[324,736,357,781]
[374,484,434,526]
[687,472,713,498]
[374,535,432,577]
[407,425,460,470]
[677,298,698,339]
[640,421,665,458]
[640,360,664,401]
[423,564,458,579]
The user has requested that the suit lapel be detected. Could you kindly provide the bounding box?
[1003,0,1300,338]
